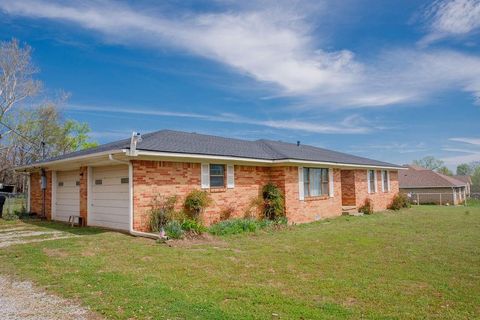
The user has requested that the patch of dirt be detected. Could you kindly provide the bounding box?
[42,248,70,258]
[165,233,227,248]
[0,275,102,320]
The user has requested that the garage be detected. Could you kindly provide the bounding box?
[54,170,80,222]
[89,165,130,231]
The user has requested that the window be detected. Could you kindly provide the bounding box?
[209,164,225,187]
[382,170,389,192]
[95,179,102,185]
[368,170,376,193]
[121,177,129,184]
[58,182,64,187]
[303,168,329,197]
[76,181,80,186]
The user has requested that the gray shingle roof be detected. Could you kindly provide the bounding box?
[27,129,402,168]
[399,166,466,188]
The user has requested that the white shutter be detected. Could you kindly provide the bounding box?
[328,168,334,197]
[298,167,304,201]
[387,171,391,192]
[201,163,210,189]
[367,170,371,194]
[227,164,235,188]
[373,170,377,193]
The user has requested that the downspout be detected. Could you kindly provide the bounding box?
[108,154,158,239]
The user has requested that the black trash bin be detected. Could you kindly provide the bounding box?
[0,195,5,219]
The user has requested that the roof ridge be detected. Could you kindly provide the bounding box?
[255,140,287,159]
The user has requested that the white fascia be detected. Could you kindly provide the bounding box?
[131,150,405,171]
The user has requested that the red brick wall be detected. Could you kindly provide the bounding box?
[29,171,52,218]
[79,166,88,224]
[282,167,343,223]
[354,170,399,211]
[132,160,272,231]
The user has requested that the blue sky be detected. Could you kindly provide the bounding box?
[1,0,479,169]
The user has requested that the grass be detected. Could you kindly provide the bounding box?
[0,205,479,319]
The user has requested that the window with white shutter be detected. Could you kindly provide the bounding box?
[328,168,334,197]
[298,167,304,201]
[226,164,235,188]
[201,163,210,189]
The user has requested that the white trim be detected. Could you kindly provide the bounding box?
[201,163,210,189]
[226,164,235,188]
[298,167,304,201]
[51,171,57,220]
[367,170,371,194]
[381,170,385,192]
[15,149,125,170]
[15,148,404,171]
[328,168,334,197]
[26,174,31,213]
[133,150,404,170]
[387,171,391,192]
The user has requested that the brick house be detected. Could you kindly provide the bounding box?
[399,165,467,205]
[18,130,402,235]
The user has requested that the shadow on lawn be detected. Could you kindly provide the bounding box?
[21,218,107,236]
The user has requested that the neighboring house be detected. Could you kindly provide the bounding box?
[399,165,467,205]
[17,130,402,235]
[452,175,472,197]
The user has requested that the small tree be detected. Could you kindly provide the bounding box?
[456,163,472,176]
[149,195,177,233]
[184,190,212,221]
[437,166,453,176]
[262,183,284,220]
[412,156,444,170]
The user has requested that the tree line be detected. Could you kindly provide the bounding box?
[0,39,97,192]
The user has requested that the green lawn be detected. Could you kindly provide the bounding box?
[1,205,479,319]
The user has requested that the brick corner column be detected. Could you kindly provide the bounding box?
[79,166,88,225]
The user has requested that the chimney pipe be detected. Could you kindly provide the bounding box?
[297,141,300,147]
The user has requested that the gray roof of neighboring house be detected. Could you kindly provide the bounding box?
[26,129,402,168]
[399,165,466,188]
[452,175,472,184]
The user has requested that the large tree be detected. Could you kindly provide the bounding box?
[412,156,444,170]
[0,39,97,191]
[456,163,472,176]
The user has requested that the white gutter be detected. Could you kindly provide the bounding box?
[15,147,404,172]
[108,154,158,239]
[131,150,405,170]
[15,149,125,171]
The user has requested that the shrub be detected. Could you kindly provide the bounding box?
[262,183,284,220]
[181,218,206,234]
[209,218,259,236]
[244,196,263,219]
[220,206,235,221]
[208,217,287,236]
[2,210,19,221]
[184,190,212,221]
[388,193,411,210]
[165,221,184,239]
[149,195,178,233]
[358,198,374,215]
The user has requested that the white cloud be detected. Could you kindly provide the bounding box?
[442,136,480,165]
[68,104,371,134]
[449,137,480,145]
[2,0,480,108]
[420,0,480,45]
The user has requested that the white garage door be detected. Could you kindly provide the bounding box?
[55,170,80,222]
[89,165,130,231]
